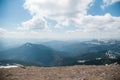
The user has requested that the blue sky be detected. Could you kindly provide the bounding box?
[88,0,120,16]
[0,0,120,40]
[0,0,31,29]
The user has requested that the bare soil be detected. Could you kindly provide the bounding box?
[0,65,120,80]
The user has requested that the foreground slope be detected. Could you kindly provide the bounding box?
[0,65,120,80]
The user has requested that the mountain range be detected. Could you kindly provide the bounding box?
[0,39,120,66]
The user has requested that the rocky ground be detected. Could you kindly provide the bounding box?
[0,65,120,80]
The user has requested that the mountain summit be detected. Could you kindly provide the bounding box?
[0,43,62,66]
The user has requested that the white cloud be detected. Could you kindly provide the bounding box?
[18,16,48,30]
[18,0,94,30]
[0,28,7,37]
[0,27,120,40]
[74,13,120,32]
[101,0,120,9]
[0,28,6,33]
[13,0,120,39]
[24,0,93,16]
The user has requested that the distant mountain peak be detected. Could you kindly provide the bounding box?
[24,42,33,47]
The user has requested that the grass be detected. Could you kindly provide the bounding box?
[0,65,120,80]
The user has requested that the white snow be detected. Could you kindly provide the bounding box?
[78,60,89,63]
[96,58,102,60]
[105,50,116,59]
[0,64,23,68]
[0,65,18,68]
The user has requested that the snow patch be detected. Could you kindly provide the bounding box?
[0,65,18,68]
[0,64,23,68]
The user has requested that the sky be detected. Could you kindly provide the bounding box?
[0,0,120,40]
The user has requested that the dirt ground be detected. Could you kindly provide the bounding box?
[0,65,120,80]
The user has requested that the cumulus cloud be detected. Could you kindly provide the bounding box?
[18,0,94,30]
[0,28,7,37]
[16,0,120,39]
[24,0,93,16]
[18,16,48,30]
[74,13,120,32]
[101,0,120,9]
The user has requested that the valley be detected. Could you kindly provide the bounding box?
[0,39,120,66]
